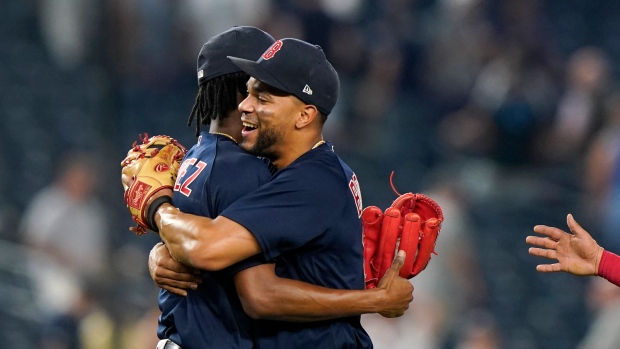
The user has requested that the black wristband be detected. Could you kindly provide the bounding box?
[147,195,172,233]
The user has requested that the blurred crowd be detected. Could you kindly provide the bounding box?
[2,0,620,348]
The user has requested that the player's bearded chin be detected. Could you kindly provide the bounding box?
[242,126,281,159]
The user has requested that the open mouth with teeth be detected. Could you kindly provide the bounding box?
[243,121,258,131]
[241,121,258,140]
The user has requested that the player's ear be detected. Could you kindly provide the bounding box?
[296,105,319,129]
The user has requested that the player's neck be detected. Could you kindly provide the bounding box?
[270,135,325,170]
[209,119,243,143]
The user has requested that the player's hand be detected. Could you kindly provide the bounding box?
[526,214,604,276]
[376,250,414,318]
[149,242,202,296]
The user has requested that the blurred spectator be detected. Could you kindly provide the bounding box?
[442,33,558,166]
[438,105,498,160]
[577,278,620,349]
[256,7,305,41]
[322,23,366,142]
[179,0,272,50]
[583,91,620,253]
[119,303,160,349]
[35,0,99,70]
[319,0,364,22]
[422,0,492,106]
[20,151,110,316]
[38,281,114,349]
[453,309,501,349]
[350,38,407,158]
[537,47,610,164]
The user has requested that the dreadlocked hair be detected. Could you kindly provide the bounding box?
[187,71,250,136]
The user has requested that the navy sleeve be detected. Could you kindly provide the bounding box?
[220,254,270,277]
[209,151,272,215]
[221,162,346,261]
[210,149,272,276]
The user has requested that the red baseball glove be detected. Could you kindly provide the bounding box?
[362,174,444,289]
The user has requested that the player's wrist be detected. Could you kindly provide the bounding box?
[147,195,172,232]
[368,287,390,313]
[595,246,605,275]
[153,202,175,233]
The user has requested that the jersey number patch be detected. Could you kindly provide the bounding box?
[174,158,207,197]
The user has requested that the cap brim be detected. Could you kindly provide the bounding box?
[227,56,291,94]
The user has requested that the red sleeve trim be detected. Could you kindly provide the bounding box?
[598,250,620,287]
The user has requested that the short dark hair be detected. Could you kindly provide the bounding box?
[187,71,249,136]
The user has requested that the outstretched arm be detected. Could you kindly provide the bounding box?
[149,245,415,321]
[526,214,603,276]
[234,251,414,322]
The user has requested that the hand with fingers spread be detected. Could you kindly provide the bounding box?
[526,214,604,276]
[149,242,202,296]
[376,250,415,318]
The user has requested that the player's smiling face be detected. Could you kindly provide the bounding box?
[239,77,302,159]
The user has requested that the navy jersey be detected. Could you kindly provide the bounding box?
[158,132,272,349]
[221,142,372,349]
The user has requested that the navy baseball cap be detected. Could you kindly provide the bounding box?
[196,26,275,85]
[227,38,340,116]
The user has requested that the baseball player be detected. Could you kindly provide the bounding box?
[142,38,405,348]
[150,29,413,349]
[527,213,620,286]
[153,26,274,349]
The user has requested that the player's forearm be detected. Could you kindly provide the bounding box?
[155,204,261,271]
[236,271,384,321]
[155,204,212,269]
[245,286,383,322]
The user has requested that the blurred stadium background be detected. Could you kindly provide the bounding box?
[3,0,620,348]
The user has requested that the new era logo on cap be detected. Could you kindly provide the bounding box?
[303,85,313,95]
